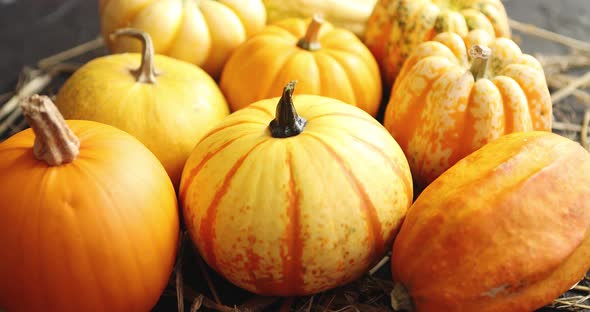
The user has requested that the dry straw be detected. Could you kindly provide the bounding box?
[0,18,589,312]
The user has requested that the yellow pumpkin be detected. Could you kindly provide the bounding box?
[99,0,267,79]
[391,131,590,312]
[365,0,511,87]
[56,29,229,188]
[220,16,382,117]
[180,81,412,296]
[262,0,377,38]
[383,30,552,189]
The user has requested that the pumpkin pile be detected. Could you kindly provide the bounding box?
[0,1,588,311]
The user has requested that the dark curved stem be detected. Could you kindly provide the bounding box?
[110,28,157,84]
[269,81,307,138]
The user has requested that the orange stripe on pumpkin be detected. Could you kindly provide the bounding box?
[346,132,413,204]
[305,133,385,261]
[198,138,270,271]
[282,149,304,294]
[179,134,245,203]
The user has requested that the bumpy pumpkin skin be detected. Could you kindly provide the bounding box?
[219,17,382,117]
[391,131,590,312]
[180,94,412,296]
[56,49,229,188]
[365,0,510,87]
[99,0,266,78]
[0,120,179,312]
[383,30,552,188]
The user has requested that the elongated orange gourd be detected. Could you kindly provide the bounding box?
[180,82,412,296]
[0,96,179,312]
[383,30,551,188]
[391,131,590,312]
[365,0,510,87]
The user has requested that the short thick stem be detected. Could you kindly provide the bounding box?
[297,15,324,51]
[110,28,157,84]
[391,282,414,311]
[21,95,80,166]
[469,45,492,80]
[269,81,307,138]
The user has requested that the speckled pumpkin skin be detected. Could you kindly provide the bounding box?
[392,131,590,312]
[365,0,510,87]
[180,95,413,296]
[383,30,551,188]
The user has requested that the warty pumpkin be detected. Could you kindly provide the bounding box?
[262,0,377,39]
[56,28,229,188]
[390,131,590,312]
[99,0,266,79]
[383,30,552,189]
[219,16,382,117]
[0,95,179,312]
[365,0,511,87]
[180,81,412,296]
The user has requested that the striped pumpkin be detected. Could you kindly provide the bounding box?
[383,30,552,189]
[180,82,413,296]
[365,0,510,88]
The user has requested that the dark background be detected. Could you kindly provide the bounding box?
[1,0,589,92]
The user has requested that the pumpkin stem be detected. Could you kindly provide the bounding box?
[391,282,415,311]
[269,81,307,138]
[110,28,158,84]
[297,15,323,51]
[20,95,80,166]
[468,45,492,80]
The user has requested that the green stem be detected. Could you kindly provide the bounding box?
[110,28,158,84]
[269,81,307,138]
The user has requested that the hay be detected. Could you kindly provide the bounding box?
[1,18,589,312]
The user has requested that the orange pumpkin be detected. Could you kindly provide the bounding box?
[391,131,590,312]
[0,95,179,312]
[220,16,382,117]
[383,30,552,189]
[180,81,412,296]
[99,0,267,79]
[365,0,510,87]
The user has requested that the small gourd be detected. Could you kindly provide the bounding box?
[56,29,230,188]
[383,30,551,189]
[220,16,382,117]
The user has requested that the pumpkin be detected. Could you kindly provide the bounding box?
[390,131,590,312]
[365,0,511,87]
[56,28,229,188]
[262,0,377,38]
[219,16,382,117]
[180,81,412,296]
[0,95,179,312]
[383,30,552,189]
[99,0,267,79]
